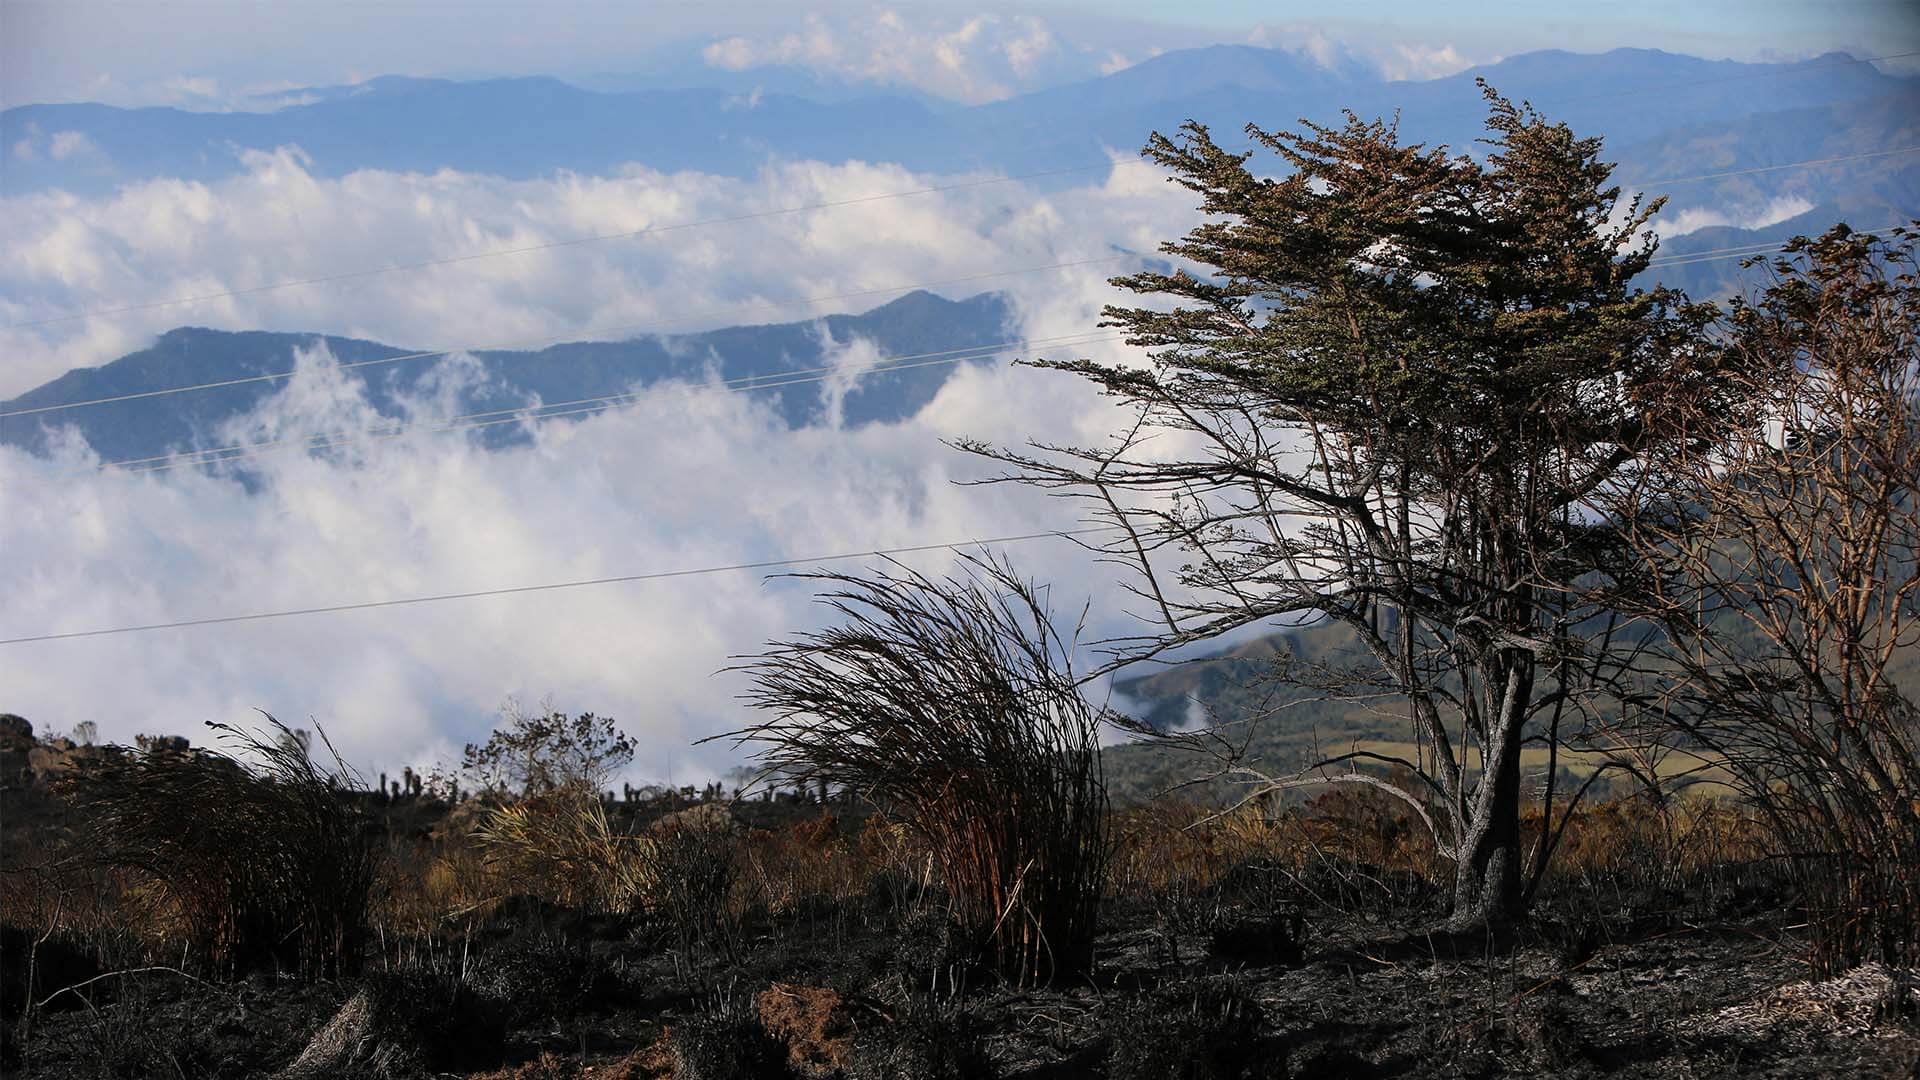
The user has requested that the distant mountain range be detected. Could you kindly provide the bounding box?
[0,290,1012,467]
[0,198,1885,471]
[7,46,1916,228]
[4,44,1913,471]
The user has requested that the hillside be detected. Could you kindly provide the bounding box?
[1105,614,1920,807]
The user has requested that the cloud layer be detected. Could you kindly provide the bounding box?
[0,148,1190,399]
[0,150,1203,782]
[1,333,1171,783]
[703,12,1080,104]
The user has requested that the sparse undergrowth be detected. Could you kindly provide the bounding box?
[6,762,1916,1079]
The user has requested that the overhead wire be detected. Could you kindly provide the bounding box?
[0,253,1131,420]
[1617,145,1920,189]
[1536,47,1920,107]
[41,221,1920,476]
[0,525,1123,646]
[98,330,1126,475]
[6,52,1918,645]
[10,142,1912,425]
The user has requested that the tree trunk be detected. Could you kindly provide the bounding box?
[1448,662,1531,929]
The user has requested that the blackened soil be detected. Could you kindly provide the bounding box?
[10,891,1917,1079]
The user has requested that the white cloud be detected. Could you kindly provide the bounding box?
[8,124,107,166]
[160,75,221,104]
[0,148,1195,398]
[1382,43,1477,81]
[700,10,1089,104]
[1247,23,1485,80]
[47,131,97,162]
[0,331,1151,783]
[1657,194,1817,238]
[0,148,1209,781]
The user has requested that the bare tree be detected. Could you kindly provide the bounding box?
[1616,223,1920,972]
[462,703,636,798]
[717,554,1108,985]
[965,89,1725,928]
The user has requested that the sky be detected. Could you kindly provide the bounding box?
[0,1,1914,783]
[5,0,1918,108]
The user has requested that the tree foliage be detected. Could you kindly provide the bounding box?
[1618,223,1920,972]
[966,87,1727,925]
[462,704,636,798]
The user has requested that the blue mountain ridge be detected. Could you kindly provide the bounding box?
[6,46,1913,211]
[0,290,1013,467]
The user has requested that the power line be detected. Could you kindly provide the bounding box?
[35,221,1916,474]
[1645,218,1913,269]
[4,162,1112,331]
[101,331,1126,475]
[86,223,1911,475]
[0,525,1120,646]
[1643,218,1913,268]
[100,227,1901,473]
[99,331,1114,472]
[0,254,1131,420]
[1620,145,1920,189]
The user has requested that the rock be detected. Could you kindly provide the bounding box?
[652,802,740,838]
[26,739,117,786]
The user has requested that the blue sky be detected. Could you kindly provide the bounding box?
[1073,0,1917,40]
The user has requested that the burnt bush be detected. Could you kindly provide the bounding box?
[1206,911,1304,969]
[640,803,744,962]
[282,969,508,1078]
[56,716,378,980]
[1104,977,1275,1080]
[846,999,993,1080]
[667,995,791,1080]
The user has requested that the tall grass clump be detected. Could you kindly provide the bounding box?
[56,715,378,979]
[470,784,648,914]
[722,554,1108,985]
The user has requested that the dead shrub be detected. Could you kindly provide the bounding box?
[638,803,743,960]
[55,716,378,979]
[1104,976,1271,1080]
[741,816,873,934]
[667,994,790,1079]
[844,998,992,1080]
[1617,224,1920,973]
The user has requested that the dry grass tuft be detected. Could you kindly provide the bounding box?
[724,555,1109,985]
[471,783,649,914]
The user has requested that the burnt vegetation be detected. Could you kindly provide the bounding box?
[3,92,1918,1078]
